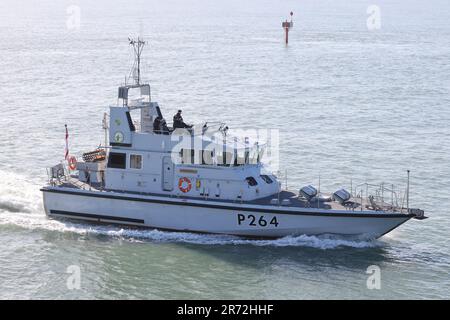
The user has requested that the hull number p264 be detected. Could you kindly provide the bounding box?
[237,214,279,228]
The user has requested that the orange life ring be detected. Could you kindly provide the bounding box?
[68,156,77,171]
[178,177,192,193]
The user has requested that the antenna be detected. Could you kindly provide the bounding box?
[406,170,410,213]
[128,36,146,85]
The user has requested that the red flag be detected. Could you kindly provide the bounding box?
[65,124,69,160]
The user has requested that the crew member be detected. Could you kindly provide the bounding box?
[160,118,170,135]
[153,116,162,134]
[173,110,192,129]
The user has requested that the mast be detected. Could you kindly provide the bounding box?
[102,112,108,148]
[128,37,146,85]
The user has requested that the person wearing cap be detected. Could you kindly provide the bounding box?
[173,109,192,129]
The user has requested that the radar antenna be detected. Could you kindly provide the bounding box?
[128,37,146,85]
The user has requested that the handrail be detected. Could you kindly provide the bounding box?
[352,181,404,213]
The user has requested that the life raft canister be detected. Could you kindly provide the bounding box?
[68,156,77,171]
[178,177,192,193]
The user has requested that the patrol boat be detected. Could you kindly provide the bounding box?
[41,38,427,239]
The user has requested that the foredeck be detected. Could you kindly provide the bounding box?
[248,190,393,212]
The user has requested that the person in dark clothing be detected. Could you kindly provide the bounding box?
[153,116,162,134]
[173,110,192,129]
[160,118,170,135]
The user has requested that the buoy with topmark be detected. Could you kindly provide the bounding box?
[282,11,294,44]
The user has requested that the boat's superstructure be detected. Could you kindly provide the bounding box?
[41,39,426,239]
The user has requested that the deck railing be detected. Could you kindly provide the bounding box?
[353,182,405,213]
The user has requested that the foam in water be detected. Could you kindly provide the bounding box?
[0,170,382,250]
[0,170,42,213]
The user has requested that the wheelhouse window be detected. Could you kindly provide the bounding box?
[107,152,126,169]
[246,177,258,186]
[130,154,142,169]
[180,149,195,164]
[260,175,273,184]
[201,150,214,165]
[217,151,233,166]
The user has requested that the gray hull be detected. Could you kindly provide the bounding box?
[42,187,414,239]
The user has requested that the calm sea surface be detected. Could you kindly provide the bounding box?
[0,0,449,299]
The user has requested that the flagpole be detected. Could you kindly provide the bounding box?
[65,124,69,161]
